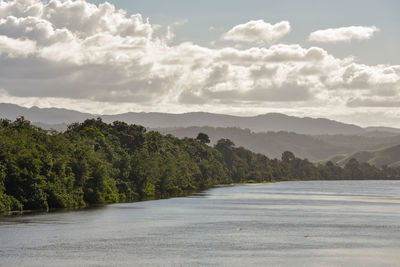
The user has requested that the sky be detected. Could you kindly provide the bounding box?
[0,0,399,127]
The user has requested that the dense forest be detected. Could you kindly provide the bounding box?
[1,117,399,214]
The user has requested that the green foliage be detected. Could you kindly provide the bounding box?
[0,117,398,214]
[196,132,210,144]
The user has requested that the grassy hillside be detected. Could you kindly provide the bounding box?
[330,144,400,168]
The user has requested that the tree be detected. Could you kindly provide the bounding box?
[215,139,235,151]
[196,132,210,144]
[281,151,295,163]
[344,158,363,179]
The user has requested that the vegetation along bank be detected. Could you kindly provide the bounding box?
[1,117,399,214]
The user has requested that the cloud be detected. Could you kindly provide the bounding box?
[197,81,311,103]
[347,98,400,107]
[309,26,380,43]
[221,20,290,44]
[165,19,188,43]
[0,0,399,127]
[0,35,36,56]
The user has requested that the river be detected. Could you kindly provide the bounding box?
[1,180,400,266]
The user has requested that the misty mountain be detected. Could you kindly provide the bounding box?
[31,122,69,132]
[315,134,400,152]
[101,111,366,135]
[157,126,400,162]
[0,103,96,124]
[364,127,400,136]
[0,103,391,135]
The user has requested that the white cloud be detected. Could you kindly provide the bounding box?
[0,0,399,126]
[0,35,36,56]
[221,20,291,44]
[309,26,380,43]
[165,19,188,43]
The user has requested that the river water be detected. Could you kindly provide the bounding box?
[1,180,400,267]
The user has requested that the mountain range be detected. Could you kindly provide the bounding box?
[1,103,399,135]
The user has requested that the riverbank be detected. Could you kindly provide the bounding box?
[2,180,279,216]
[3,178,398,217]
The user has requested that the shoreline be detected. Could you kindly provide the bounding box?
[2,179,399,217]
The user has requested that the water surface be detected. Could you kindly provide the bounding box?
[1,180,400,266]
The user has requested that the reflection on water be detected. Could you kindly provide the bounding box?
[1,180,400,267]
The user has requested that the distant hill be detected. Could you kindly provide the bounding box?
[32,122,69,132]
[102,111,366,135]
[365,126,400,134]
[157,126,345,160]
[329,145,400,168]
[0,103,96,124]
[0,103,392,135]
[157,126,400,161]
[315,134,400,152]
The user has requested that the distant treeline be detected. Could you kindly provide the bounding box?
[1,118,399,214]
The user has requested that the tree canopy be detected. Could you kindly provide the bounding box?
[196,132,210,144]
